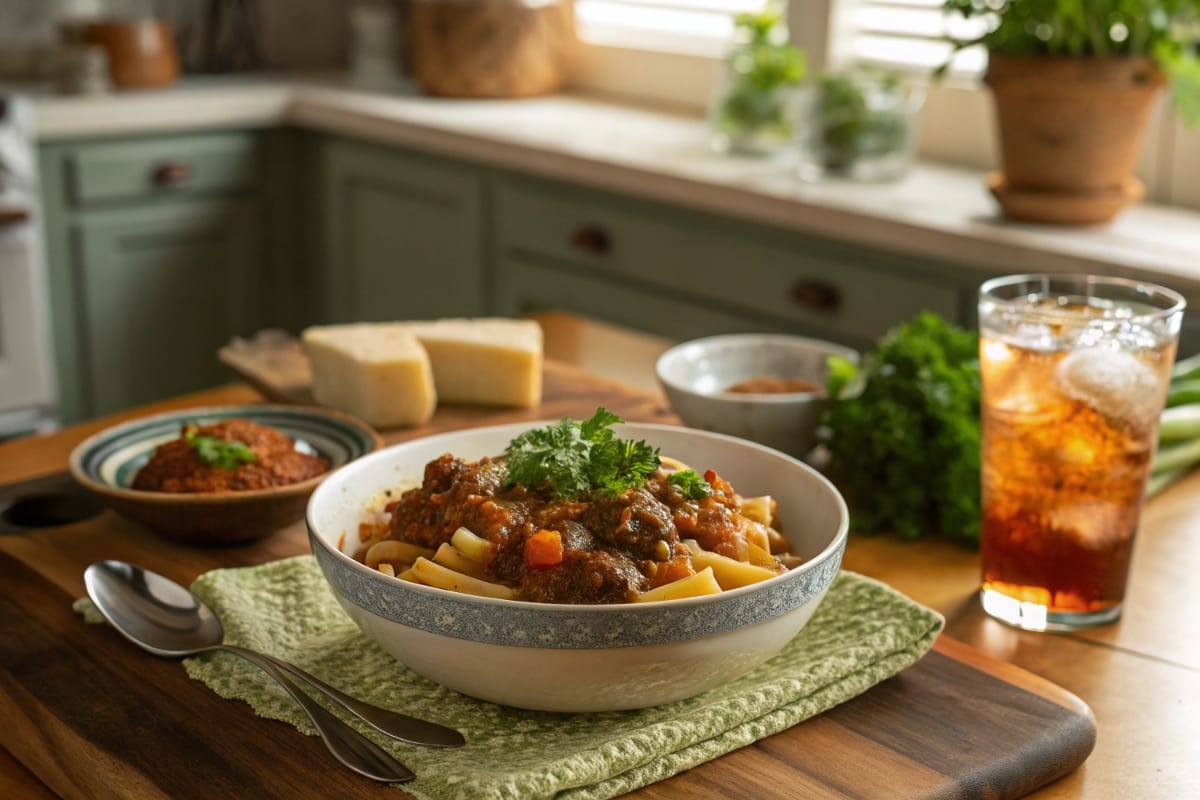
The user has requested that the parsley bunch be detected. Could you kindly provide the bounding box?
[820,312,981,545]
[185,426,257,470]
[505,408,661,499]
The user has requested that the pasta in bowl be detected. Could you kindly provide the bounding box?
[306,412,849,712]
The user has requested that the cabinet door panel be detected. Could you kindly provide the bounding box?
[322,140,483,323]
[76,201,258,416]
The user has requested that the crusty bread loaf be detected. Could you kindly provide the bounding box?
[302,324,437,428]
[401,318,543,408]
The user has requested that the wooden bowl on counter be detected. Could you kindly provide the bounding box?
[70,19,180,88]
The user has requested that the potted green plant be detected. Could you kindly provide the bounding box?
[709,10,806,155]
[943,0,1200,224]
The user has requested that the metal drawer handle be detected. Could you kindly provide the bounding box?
[151,160,192,187]
[570,224,611,256]
[789,280,841,312]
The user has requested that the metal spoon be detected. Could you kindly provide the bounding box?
[83,559,463,747]
[84,562,429,782]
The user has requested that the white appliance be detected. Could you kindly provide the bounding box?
[0,95,57,438]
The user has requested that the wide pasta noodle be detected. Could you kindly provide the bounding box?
[364,540,434,570]
[410,556,516,600]
[432,542,486,578]
[635,567,721,602]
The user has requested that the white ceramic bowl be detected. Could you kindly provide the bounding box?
[306,420,849,712]
[656,333,859,458]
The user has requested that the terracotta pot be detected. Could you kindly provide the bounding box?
[984,54,1165,223]
[79,19,180,89]
[408,0,574,99]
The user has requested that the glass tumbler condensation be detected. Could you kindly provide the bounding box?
[977,274,1185,631]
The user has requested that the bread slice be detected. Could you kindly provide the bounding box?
[302,324,436,428]
[402,318,543,408]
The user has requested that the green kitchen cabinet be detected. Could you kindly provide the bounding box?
[491,174,968,350]
[73,201,259,416]
[39,131,265,422]
[319,138,485,323]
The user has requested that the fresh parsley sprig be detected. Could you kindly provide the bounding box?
[184,426,257,470]
[667,469,711,500]
[504,408,661,499]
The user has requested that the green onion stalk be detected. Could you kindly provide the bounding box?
[1148,351,1200,496]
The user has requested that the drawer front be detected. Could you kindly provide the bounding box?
[496,256,797,344]
[495,177,961,343]
[68,132,259,206]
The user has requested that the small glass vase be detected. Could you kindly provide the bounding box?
[709,60,801,157]
[796,70,925,181]
[707,5,805,158]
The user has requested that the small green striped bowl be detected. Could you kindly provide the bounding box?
[70,405,383,545]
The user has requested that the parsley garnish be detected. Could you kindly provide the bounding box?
[184,426,256,470]
[667,469,711,500]
[504,408,661,499]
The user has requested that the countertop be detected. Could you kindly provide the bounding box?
[0,351,1197,797]
[18,74,1200,294]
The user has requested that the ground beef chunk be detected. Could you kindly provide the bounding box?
[556,520,596,553]
[580,488,678,561]
[519,548,647,604]
[420,453,467,494]
[388,456,512,549]
[451,457,505,497]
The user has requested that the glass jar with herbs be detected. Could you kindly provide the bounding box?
[796,68,925,182]
[709,9,806,156]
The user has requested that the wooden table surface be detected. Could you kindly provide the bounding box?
[1,365,1197,799]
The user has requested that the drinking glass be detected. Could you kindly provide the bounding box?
[978,274,1185,631]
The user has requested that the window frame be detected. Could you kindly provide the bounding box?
[565,0,1196,210]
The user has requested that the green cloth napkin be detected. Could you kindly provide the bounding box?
[76,556,942,800]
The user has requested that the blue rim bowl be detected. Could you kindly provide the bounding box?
[306,420,849,711]
[70,404,383,545]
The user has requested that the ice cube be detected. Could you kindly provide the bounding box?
[1055,347,1161,432]
[1047,501,1132,550]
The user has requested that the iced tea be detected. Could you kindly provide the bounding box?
[978,275,1184,630]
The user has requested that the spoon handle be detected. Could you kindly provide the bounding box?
[222,644,465,747]
[228,647,415,783]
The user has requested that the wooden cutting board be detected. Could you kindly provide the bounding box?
[0,368,1095,799]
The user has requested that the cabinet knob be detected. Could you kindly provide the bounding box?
[789,280,840,312]
[570,225,611,256]
[151,161,192,188]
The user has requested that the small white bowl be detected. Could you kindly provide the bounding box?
[656,334,859,458]
[306,421,848,712]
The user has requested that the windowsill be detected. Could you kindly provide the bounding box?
[22,75,1200,295]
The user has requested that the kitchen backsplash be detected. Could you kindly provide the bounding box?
[0,0,354,76]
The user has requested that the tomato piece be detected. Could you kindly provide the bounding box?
[648,557,696,589]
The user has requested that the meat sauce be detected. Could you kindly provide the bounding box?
[382,453,790,604]
[133,419,330,493]
[725,376,822,394]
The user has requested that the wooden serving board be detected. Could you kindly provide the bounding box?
[0,368,1095,799]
